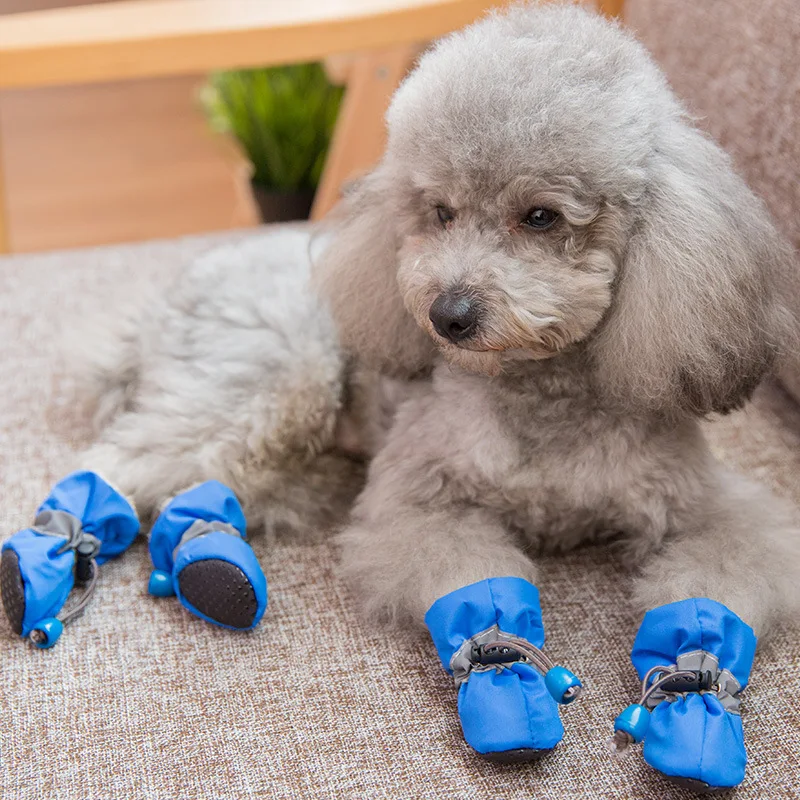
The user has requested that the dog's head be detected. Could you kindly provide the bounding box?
[316,4,795,414]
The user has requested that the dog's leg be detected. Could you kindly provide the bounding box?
[616,468,800,791]
[341,483,582,762]
[80,414,273,631]
[83,432,271,631]
[80,421,208,523]
[341,504,536,623]
[633,469,800,634]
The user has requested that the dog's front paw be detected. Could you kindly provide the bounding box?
[148,481,267,631]
[425,577,582,761]
[456,661,564,759]
[643,691,746,793]
[612,598,756,792]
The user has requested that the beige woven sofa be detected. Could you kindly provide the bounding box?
[2,1,799,799]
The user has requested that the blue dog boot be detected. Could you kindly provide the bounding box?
[612,598,756,792]
[425,577,582,762]
[148,481,267,630]
[1,471,139,647]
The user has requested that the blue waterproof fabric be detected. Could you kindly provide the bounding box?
[149,481,266,630]
[3,530,76,637]
[425,577,564,754]
[631,598,757,789]
[38,471,139,564]
[149,481,247,573]
[2,471,139,637]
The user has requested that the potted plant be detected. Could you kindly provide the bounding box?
[201,63,344,222]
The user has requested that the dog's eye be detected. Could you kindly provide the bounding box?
[522,208,559,230]
[436,206,455,226]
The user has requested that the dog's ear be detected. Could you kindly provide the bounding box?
[313,164,435,377]
[591,124,796,416]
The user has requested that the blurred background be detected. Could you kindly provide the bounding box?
[0,0,796,274]
[0,1,352,252]
[0,0,627,253]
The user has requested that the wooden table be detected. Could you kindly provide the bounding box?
[0,0,624,252]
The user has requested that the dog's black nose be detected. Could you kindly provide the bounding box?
[429,292,479,343]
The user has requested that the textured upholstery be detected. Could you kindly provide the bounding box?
[1,228,799,799]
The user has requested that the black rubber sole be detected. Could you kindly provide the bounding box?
[479,747,554,764]
[1,548,25,635]
[177,558,258,629]
[661,773,733,794]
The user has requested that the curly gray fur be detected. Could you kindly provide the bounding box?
[76,228,367,538]
[314,3,800,634]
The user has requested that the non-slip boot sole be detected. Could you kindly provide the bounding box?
[478,747,554,764]
[1,549,25,635]
[660,773,733,795]
[177,558,258,629]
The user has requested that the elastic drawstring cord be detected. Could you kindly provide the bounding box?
[28,541,100,647]
[472,636,584,703]
[607,664,707,754]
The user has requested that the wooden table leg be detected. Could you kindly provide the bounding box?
[311,45,419,220]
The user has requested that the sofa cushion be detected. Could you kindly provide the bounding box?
[627,0,800,402]
[1,230,799,799]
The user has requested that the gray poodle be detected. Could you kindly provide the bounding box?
[76,3,799,792]
[315,3,800,790]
